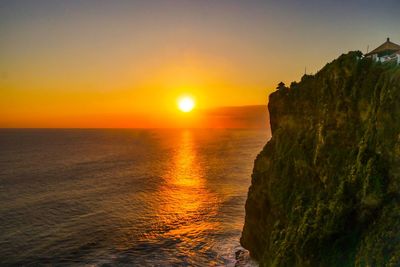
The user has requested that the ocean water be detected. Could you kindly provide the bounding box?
[0,129,268,266]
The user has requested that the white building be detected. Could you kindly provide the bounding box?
[365,38,400,64]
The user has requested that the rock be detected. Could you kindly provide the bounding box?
[234,247,258,267]
[241,51,400,266]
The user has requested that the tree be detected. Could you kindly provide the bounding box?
[276,82,286,91]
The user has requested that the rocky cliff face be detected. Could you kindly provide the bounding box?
[241,52,400,266]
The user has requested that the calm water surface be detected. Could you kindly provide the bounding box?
[0,129,268,266]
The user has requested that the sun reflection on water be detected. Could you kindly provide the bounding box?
[144,130,220,250]
[169,130,203,188]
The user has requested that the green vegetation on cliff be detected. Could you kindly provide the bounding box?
[241,51,400,266]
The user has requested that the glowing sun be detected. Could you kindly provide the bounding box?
[178,96,195,112]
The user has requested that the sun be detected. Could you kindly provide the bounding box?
[178,96,195,113]
[178,96,195,112]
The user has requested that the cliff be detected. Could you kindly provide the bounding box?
[241,51,400,266]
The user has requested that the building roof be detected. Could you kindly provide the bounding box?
[365,38,400,57]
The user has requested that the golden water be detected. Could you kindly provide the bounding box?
[0,129,267,266]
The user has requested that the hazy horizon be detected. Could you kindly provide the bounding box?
[0,105,270,129]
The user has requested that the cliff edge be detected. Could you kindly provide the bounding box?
[241,51,400,266]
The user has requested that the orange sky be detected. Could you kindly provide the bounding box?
[0,1,399,128]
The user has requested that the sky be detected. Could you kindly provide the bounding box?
[0,0,399,128]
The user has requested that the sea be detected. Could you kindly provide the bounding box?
[0,129,268,266]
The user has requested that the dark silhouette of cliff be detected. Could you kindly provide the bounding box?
[241,51,400,266]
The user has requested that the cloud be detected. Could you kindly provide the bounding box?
[200,105,270,129]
